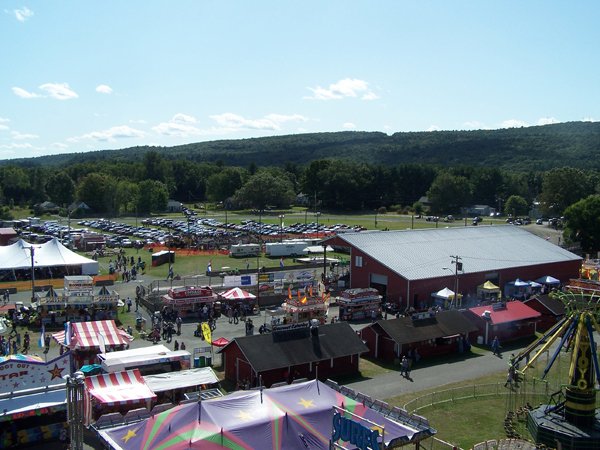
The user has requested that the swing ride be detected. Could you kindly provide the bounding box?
[505,290,600,449]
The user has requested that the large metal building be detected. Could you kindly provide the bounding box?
[327,225,581,311]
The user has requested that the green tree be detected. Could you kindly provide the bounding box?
[234,170,295,209]
[427,172,472,214]
[76,173,117,213]
[563,195,600,253]
[0,166,31,204]
[136,180,169,214]
[504,195,529,217]
[114,180,140,215]
[538,167,593,216]
[206,167,246,202]
[46,171,75,207]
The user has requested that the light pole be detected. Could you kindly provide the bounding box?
[278,214,285,242]
[315,212,321,238]
[375,209,378,228]
[28,245,41,304]
[66,371,86,450]
[443,255,462,308]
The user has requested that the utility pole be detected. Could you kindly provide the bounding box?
[450,255,463,308]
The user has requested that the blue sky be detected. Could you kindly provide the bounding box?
[1,1,599,160]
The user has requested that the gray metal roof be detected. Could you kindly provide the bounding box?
[337,225,581,281]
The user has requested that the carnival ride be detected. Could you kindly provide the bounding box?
[505,290,600,449]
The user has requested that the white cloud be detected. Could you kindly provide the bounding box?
[11,131,38,140]
[305,78,378,101]
[39,83,78,100]
[14,7,33,22]
[210,112,307,130]
[12,86,39,99]
[426,125,441,132]
[537,117,559,126]
[500,119,528,128]
[0,142,34,149]
[0,117,9,124]
[582,117,598,122]
[68,125,145,143]
[50,142,68,149]
[342,122,356,130]
[95,84,113,94]
[172,113,197,124]
[153,114,202,136]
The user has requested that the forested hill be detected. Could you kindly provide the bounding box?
[9,121,600,171]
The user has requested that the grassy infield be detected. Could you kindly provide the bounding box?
[10,207,563,449]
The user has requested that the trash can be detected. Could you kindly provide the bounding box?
[476,336,484,345]
[205,356,212,367]
[194,357,200,368]
[199,356,206,368]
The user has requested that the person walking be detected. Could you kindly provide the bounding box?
[174,340,179,351]
[491,336,501,356]
[176,316,182,335]
[401,356,410,378]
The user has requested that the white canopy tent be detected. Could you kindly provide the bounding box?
[0,237,98,275]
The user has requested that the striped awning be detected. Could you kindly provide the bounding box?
[85,369,156,406]
[219,287,256,300]
[52,320,133,350]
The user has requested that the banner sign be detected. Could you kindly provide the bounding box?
[0,352,71,392]
[331,411,380,450]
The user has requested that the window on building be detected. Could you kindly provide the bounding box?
[355,256,363,267]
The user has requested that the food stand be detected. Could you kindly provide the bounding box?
[34,277,119,328]
[281,290,328,324]
[161,286,217,318]
[338,288,382,321]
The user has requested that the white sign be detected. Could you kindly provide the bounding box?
[0,352,71,392]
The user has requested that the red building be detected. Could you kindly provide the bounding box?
[326,226,581,311]
[465,301,541,345]
[360,310,478,362]
[218,322,368,388]
[0,227,17,246]
[524,294,566,332]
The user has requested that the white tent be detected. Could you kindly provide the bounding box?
[432,287,455,299]
[0,237,98,275]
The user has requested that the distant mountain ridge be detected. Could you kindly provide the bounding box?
[8,121,600,171]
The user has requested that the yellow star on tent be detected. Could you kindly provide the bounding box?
[298,398,315,409]
[236,410,253,421]
[122,429,137,443]
[370,425,384,434]
[48,364,64,380]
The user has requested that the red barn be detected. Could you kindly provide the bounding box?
[360,310,478,362]
[465,301,541,345]
[524,294,566,332]
[218,322,368,388]
[325,226,581,311]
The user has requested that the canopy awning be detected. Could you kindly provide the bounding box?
[535,275,560,285]
[211,337,230,347]
[85,369,156,406]
[52,320,133,350]
[219,287,256,300]
[432,287,455,299]
[480,281,500,291]
[143,368,219,393]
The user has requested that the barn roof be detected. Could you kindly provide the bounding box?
[335,225,581,281]
[221,322,368,373]
[373,310,478,345]
[524,294,566,316]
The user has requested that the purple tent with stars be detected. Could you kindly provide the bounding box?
[100,379,435,449]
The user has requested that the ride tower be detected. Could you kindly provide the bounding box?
[508,291,600,449]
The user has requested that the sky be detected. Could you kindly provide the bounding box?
[1,1,599,160]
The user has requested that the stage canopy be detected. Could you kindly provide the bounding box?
[52,320,133,350]
[218,287,256,300]
[100,378,435,450]
[0,237,99,275]
[432,287,455,299]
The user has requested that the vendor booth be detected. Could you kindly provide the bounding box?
[143,367,220,405]
[52,319,133,370]
[0,353,71,448]
[84,369,157,426]
[504,279,532,300]
[476,281,501,302]
[160,285,217,319]
[431,287,461,308]
[98,345,191,375]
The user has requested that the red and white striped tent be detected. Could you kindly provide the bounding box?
[83,369,156,426]
[218,287,256,301]
[52,320,133,350]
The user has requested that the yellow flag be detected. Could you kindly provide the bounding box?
[202,322,212,343]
